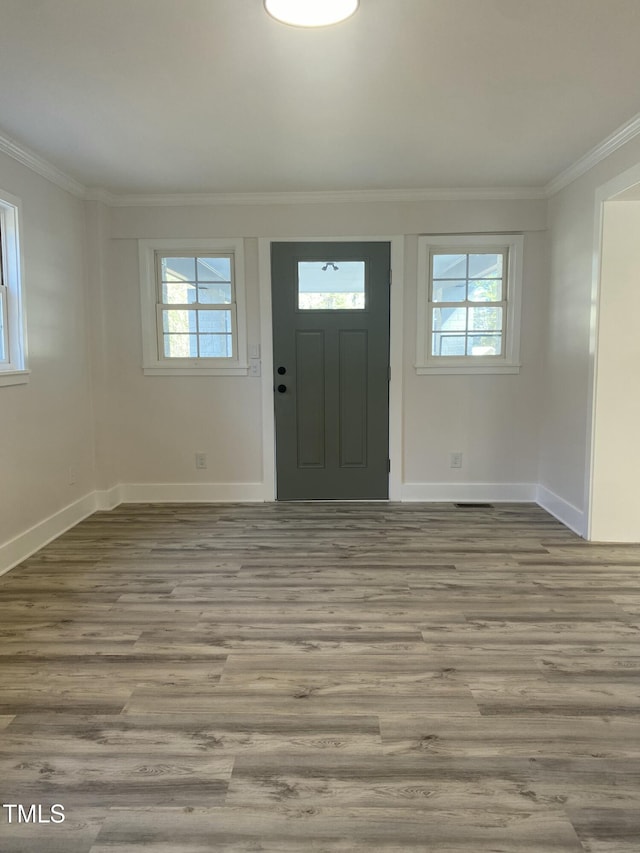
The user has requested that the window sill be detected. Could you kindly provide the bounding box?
[415,363,520,375]
[0,369,30,387]
[143,365,249,377]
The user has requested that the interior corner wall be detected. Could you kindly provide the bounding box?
[85,200,119,496]
[541,135,640,536]
[107,198,547,499]
[0,151,96,568]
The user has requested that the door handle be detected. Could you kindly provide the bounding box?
[277,384,287,393]
[277,366,287,375]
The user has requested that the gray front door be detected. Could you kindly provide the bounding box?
[271,241,390,500]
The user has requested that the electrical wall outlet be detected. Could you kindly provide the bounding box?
[195,452,207,470]
[249,358,261,377]
[450,452,463,469]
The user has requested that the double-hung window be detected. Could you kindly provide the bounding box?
[0,189,28,387]
[139,238,248,375]
[416,234,523,374]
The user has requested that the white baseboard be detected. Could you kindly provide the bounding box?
[401,482,537,502]
[120,482,266,503]
[536,484,586,537]
[0,481,264,578]
[94,484,123,511]
[0,480,585,579]
[0,491,101,577]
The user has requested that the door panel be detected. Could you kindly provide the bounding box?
[339,329,368,468]
[295,330,325,468]
[272,241,390,500]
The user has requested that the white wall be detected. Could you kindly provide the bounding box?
[107,236,263,497]
[541,135,640,535]
[3,126,640,565]
[85,200,119,494]
[0,151,95,568]
[589,200,640,541]
[105,198,547,499]
[402,231,546,496]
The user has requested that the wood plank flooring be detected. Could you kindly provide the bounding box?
[1,502,639,851]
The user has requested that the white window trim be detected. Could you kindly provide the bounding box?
[0,189,29,387]
[138,238,248,376]
[416,233,523,375]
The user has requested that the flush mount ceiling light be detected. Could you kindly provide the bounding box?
[264,0,359,28]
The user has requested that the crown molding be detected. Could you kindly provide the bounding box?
[545,111,640,197]
[0,129,85,198]
[84,187,116,205]
[97,186,547,207]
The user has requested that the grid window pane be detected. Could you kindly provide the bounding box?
[468,279,502,302]
[157,252,238,363]
[0,295,6,362]
[429,250,507,358]
[432,254,467,279]
[467,334,502,356]
[469,253,503,279]
[164,334,197,358]
[162,309,196,334]
[433,333,466,356]
[197,283,232,304]
[162,281,197,304]
[469,306,502,332]
[424,240,517,364]
[432,280,466,302]
[200,334,233,357]
[197,257,231,282]
[433,307,467,332]
[198,310,232,334]
[161,257,196,282]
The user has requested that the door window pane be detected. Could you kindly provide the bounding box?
[298,261,365,310]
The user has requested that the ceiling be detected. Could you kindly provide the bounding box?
[0,0,639,196]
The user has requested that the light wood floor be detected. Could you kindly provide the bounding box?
[1,502,640,852]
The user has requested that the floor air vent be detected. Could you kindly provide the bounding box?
[454,503,494,509]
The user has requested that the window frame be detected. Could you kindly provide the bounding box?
[416,234,523,375]
[139,238,248,376]
[0,189,29,387]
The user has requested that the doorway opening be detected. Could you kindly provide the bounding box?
[587,168,640,541]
